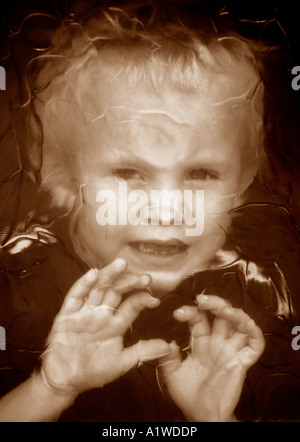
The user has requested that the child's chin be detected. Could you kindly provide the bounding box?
[147,270,189,298]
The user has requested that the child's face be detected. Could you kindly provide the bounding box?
[54,49,262,294]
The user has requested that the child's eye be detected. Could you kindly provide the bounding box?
[113,169,144,181]
[187,169,218,181]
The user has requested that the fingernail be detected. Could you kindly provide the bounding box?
[148,298,160,308]
[86,268,98,280]
[155,350,171,358]
[114,258,127,269]
[169,341,180,353]
[197,294,209,301]
[140,274,152,285]
[174,308,186,316]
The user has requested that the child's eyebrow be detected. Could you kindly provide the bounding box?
[107,149,232,172]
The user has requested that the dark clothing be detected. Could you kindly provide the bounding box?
[1,229,300,422]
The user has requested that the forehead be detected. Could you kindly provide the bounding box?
[79,51,260,156]
[75,45,261,121]
[38,45,263,168]
[81,103,255,171]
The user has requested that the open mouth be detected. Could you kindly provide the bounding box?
[130,239,188,256]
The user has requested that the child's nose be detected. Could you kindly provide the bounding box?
[145,195,183,226]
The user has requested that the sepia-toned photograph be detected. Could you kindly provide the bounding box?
[0,0,300,423]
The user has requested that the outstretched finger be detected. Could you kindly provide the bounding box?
[101,273,152,309]
[212,317,235,340]
[196,294,232,316]
[121,339,172,373]
[226,330,249,351]
[237,340,265,369]
[173,306,211,336]
[173,306,212,359]
[234,317,265,356]
[87,258,127,306]
[115,292,161,332]
[59,268,99,314]
[196,294,265,354]
[195,295,235,339]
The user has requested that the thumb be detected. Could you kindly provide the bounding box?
[121,339,171,371]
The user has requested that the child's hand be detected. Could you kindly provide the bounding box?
[159,294,265,422]
[40,258,170,399]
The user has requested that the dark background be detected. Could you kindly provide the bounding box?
[1,1,299,92]
[0,0,299,60]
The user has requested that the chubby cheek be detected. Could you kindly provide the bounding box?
[78,208,132,263]
[202,190,234,230]
[192,210,231,259]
